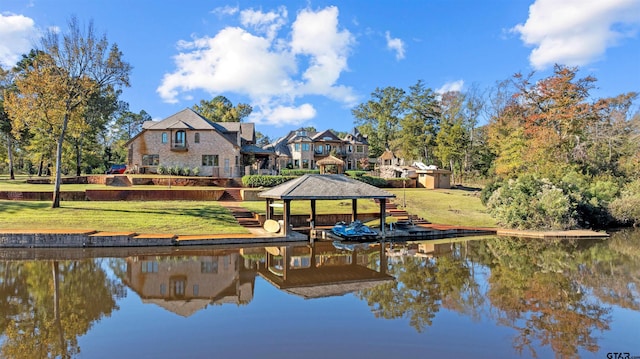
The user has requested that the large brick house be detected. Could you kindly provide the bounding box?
[126,108,257,177]
[264,128,369,171]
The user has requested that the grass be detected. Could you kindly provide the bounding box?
[387,188,497,227]
[0,201,248,235]
[1,175,497,233]
[240,187,497,228]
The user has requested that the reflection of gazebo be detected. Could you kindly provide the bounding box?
[257,242,394,299]
[317,155,345,174]
[259,174,395,237]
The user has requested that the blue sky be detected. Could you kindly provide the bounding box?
[2,0,639,138]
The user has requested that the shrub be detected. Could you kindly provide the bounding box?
[279,169,320,176]
[157,165,166,175]
[354,175,387,188]
[485,175,576,230]
[345,170,367,177]
[182,167,191,176]
[609,179,640,226]
[242,175,297,188]
[192,167,200,176]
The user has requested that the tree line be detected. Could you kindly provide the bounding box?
[1,16,638,227]
[353,66,639,228]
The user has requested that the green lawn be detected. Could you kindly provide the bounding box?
[387,188,497,227]
[240,187,497,228]
[0,201,248,235]
[1,175,497,233]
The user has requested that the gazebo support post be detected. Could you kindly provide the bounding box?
[283,199,292,236]
[310,199,317,229]
[266,198,274,220]
[379,199,387,238]
[351,199,358,222]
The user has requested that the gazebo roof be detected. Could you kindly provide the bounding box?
[316,155,345,166]
[258,174,395,200]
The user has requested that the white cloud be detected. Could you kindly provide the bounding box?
[385,31,405,60]
[240,7,287,40]
[436,80,464,94]
[211,5,239,17]
[251,103,317,126]
[158,5,357,126]
[512,0,640,70]
[0,13,39,68]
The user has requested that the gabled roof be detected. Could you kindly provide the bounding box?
[312,129,342,142]
[126,108,253,148]
[144,108,218,130]
[259,174,395,200]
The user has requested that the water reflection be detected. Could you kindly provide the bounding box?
[0,260,124,358]
[0,229,638,358]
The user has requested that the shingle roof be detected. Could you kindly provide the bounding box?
[258,174,395,200]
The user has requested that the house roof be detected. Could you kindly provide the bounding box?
[258,174,395,200]
[312,129,342,142]
[144,108,218,130]
[126,108,256,148]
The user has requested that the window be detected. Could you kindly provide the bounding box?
[325,144,332,152]
[202,155,219,166]
[175,130,186,147]
[294,143,300,151]
[235,156,239,166]
[194,133,200,143]
[302,159,309,169]
[142,154,159,166]
[356,145,364,153]
[141,261,158,273]
[162,132,168,143]
[171,279,185,297]
[160,284,166,295]
[348,145,353,153]
[193,284,199,296]
[302,143,310,151]
[294,159,300,167]
[201,260,218,273]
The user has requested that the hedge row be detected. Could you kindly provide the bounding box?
[279,169,320,176]
[242,175,297,188]
[353,175,388,188]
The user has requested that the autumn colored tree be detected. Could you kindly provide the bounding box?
[4,17,131,207]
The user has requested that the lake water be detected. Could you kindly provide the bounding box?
[0,230,639,359]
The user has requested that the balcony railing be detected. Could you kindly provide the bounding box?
[171,142,188,152]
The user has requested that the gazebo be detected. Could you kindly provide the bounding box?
[316,155,345,174]
[258,174,396,237]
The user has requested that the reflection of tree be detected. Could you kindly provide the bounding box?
[0,260,125,358]
[576,230,640,311]
[483,237,611,358]
[358,243,479,332]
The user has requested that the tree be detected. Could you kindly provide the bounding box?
[397,80,440,163]
[352,86,405,157]
[192,95,252,122]
[435,91,470,181]
[4,17,131,207]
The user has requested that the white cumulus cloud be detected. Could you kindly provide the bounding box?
[385,31,405,60]
[436,80,465,94]
[512,0,640,70]
[158,5,357,126]
[0,13,39,68]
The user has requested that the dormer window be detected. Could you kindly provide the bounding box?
[297,130,307,136]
